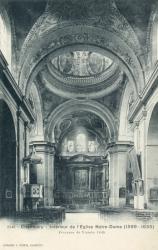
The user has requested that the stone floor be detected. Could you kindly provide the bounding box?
[1,208,158,227]
[63,210,158,225]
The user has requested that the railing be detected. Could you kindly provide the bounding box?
[54,190,109,205]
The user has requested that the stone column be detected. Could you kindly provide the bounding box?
[107,142,132,208]
[29,141,56,207]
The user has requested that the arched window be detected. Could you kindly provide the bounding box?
[61,129,103,155]
[0,8,11,67]
[76,133,87,152]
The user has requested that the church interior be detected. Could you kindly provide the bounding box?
[0,0,158,221]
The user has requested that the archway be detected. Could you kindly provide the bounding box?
[146,102,158,209]
[45,99,117,143]
[18,0,145,97]
[0,100,16,216]
[53,111,109,210]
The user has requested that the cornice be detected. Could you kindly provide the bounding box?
[0,52,35,123]
[107,141,134,153]
[29,140,56,155]
[41,64,123,99]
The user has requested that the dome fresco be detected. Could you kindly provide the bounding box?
[41,47,122,98]
[51,51,113,78]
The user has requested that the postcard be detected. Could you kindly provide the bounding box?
[0,0,158,249]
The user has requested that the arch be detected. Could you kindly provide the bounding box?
[146,101,158,209]
[0,99,16,215]
[147,103,158,145]
[145,87,158,141]
[0,6,12,67]
[18,15,144,97]
[45,99,117,143]
[0,94,17,139]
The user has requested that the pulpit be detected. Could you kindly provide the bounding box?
[23,184,43,210]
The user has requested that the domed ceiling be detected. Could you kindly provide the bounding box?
[51,51,113,78]
[38,47,123,99]
[10,0,153,98]
[6,0,155,144]
[17,0,143,98]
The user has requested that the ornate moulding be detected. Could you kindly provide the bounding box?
[45,99,118,143]
[50,51,113,78]
[18,0,145,97]
[37,45,123,98]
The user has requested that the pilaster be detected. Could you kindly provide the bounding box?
[29,141,56,207]
[107,142,133,208]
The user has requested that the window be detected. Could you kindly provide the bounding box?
[61,130,101,154]
[88,141,96,153]
[76,133,86,152]
[67,140,74,152]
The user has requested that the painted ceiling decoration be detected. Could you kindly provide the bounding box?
[45,99,117,144]
[54,111,109,156]
[7,0,152,145]
[38,45,122,99]
[18,0,144,97]
[51,51,113,77]
[60,130,105,156]
[39,63,123,99]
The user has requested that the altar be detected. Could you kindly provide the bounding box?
[54,154,109,209]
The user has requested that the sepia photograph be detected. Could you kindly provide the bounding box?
[0,0,158,249]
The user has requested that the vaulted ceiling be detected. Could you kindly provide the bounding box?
[7,0,156,55]
[4,0,157,141]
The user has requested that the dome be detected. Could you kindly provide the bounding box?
[51,51,113,78]
[39,46,123,99]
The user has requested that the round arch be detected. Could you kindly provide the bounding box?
[0,99,16,215]
[18,15,144,97]
[45,99,117,143]
[143,86,158,209]
[145,87,158,141]
[147,103,158,145]
[0,95,17,139]
[146,100,158,209]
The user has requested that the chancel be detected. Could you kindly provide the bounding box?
[54,119,109,209]
[0,0,158,220]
